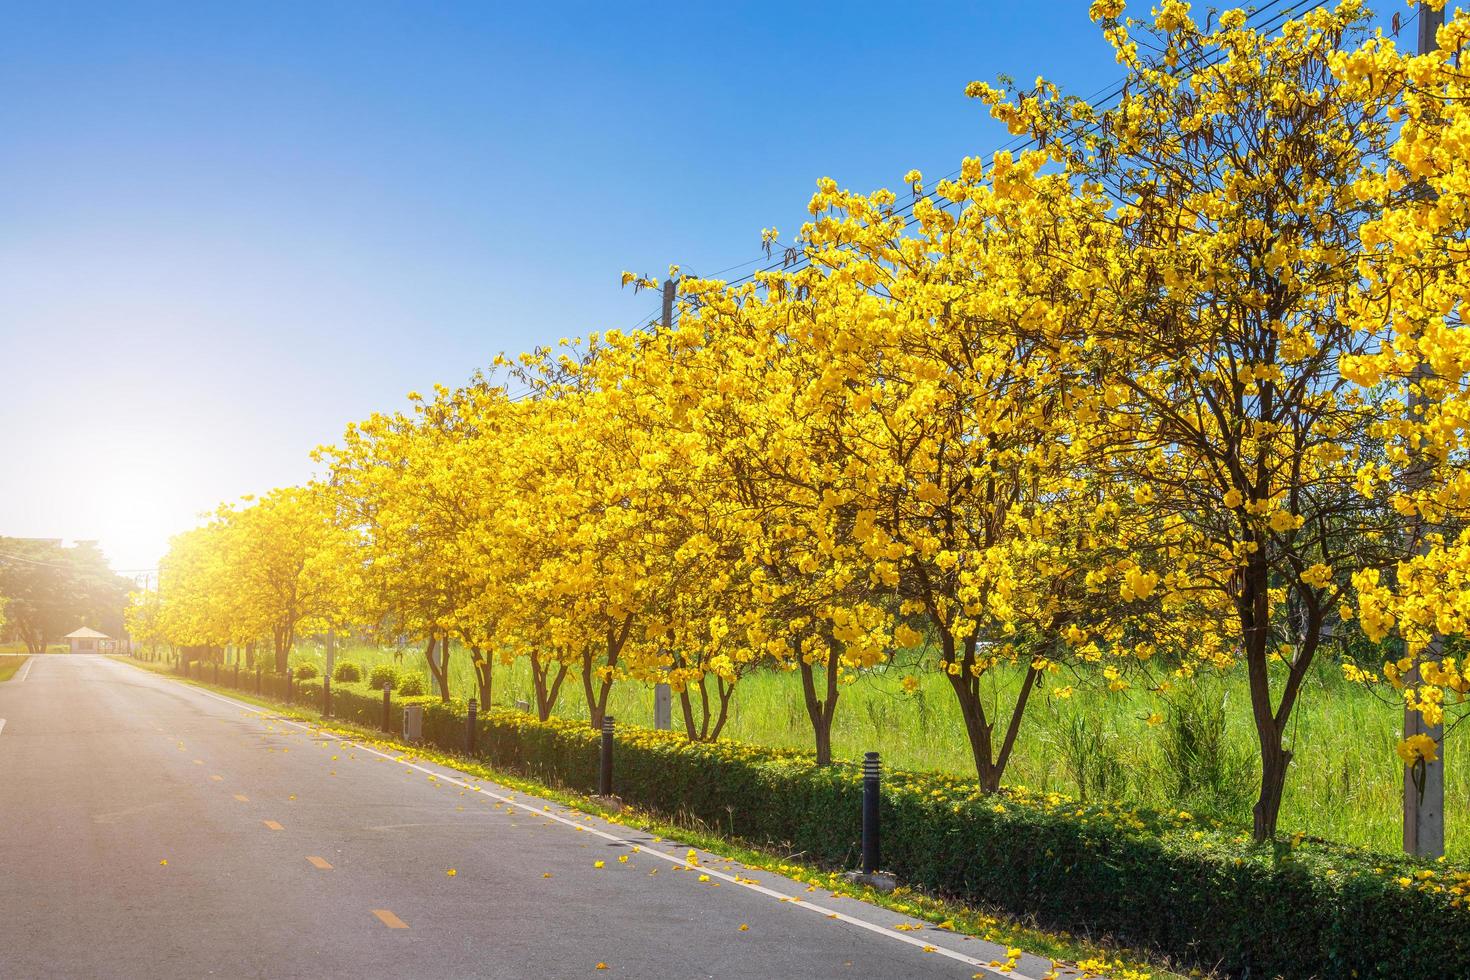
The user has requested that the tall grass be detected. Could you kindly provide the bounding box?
[281,638,1460,859]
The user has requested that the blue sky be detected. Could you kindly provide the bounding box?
[0,1,1400,571]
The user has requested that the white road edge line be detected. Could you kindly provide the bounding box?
[17,659,33,682]
[114,660,1055,980]
[0,718,6,735]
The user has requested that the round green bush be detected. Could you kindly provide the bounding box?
[367,664,398,690]
[333,660,362,683]
[292,661,319,680]
[396,672,426,696]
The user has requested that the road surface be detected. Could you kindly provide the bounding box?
[0,655,1074,979]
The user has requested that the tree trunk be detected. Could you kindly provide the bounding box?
[424,633,449,701]
[1254,740,1292,841]
[580,648,615,730]
[674,648,733,742]
[940,633,1039,794]
[947,666,1000,791]
[438,633,451,701]
[798,633,841,765]
[282,617,297,673]
[709,676,734,742]
[677,673,713,742]
[679,683,700,740]
[676,673,735,742]
[581,619,630,730]
[470,644,492,707]
[531,651,568,722]
[1238,554,1322,842]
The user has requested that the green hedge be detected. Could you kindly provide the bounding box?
[142,655,1470,979]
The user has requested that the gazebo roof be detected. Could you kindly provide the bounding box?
[64,627,110,640]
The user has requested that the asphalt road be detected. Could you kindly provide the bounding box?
[0,655,1080,980]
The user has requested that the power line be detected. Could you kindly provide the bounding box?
[714,0,1321,294]
[503,0,1328,405]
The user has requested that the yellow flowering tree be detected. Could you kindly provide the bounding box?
[1337,4,1470,752]
[672,270,896,764]
[973,0,1406,838]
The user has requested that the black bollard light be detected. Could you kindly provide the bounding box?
[234,664,240,688]
[323,675,332,718]
[286,667,293,705]
[598,715,615,797]
[862,752,881,875]
[467,698,479,755]
[382,683,392,733]
[213,661,219,684]
[256,664,262,695]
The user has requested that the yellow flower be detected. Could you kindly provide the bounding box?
[1396,733,1438,766]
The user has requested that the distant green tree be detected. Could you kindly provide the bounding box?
[0,538,130,653]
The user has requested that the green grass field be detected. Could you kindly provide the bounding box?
[275,638,1454,860]
[0,655,29,682]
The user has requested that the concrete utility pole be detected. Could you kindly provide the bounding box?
[653,275,677,732]
[1404,0,1446,860]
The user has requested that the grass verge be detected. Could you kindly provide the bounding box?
[0,656,28,682]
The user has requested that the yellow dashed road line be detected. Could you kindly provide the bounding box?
[306,856,333,870]
[233,794,249,802]
[372,909,409,929]
[263,820,283,831]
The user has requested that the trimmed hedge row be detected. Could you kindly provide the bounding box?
[150,657,1470,979]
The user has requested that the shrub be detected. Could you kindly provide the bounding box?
[396,672,426,696]
[367,664,398,690]
[333,660,362,683]
[292,661,319,680]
